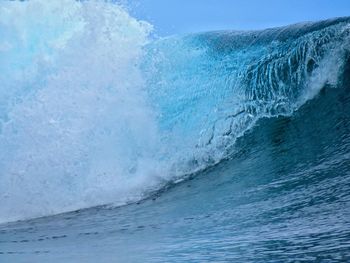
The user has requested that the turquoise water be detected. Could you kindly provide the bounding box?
[0,1,350,262]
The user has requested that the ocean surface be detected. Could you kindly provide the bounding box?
[0,1,350,262]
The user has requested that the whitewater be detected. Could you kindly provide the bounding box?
[1,1,350,262]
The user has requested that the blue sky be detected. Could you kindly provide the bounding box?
[129,0,350,36]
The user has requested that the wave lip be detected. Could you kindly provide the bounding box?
[143,16,350,172]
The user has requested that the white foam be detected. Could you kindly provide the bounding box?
[0,0,167,223]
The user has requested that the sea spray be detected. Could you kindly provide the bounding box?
[0,0,165,223]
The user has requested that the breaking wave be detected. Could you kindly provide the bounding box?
[0,0,349,223]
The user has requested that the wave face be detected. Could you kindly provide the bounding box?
[143,17,350,169]
[0,0,350,225]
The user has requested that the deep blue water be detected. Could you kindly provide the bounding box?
[0,2,350,262]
